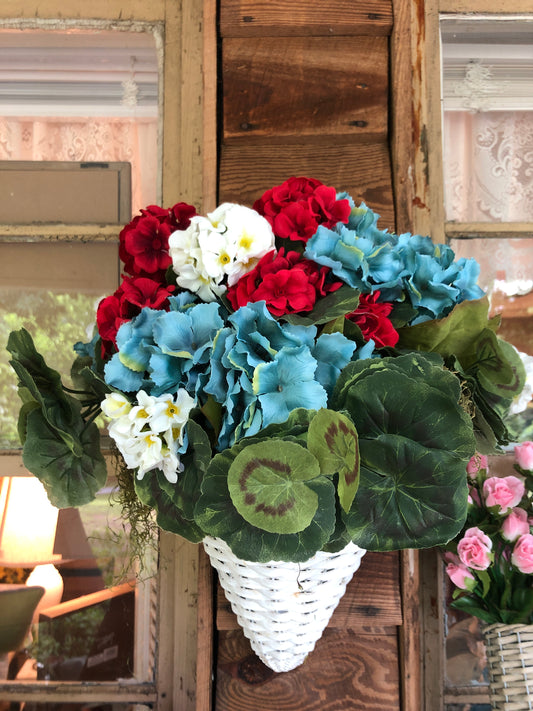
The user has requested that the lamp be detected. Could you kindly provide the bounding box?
[0,476,64,617]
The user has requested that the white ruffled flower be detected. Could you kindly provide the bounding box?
[168,203,274,298]
[207,203,275,286]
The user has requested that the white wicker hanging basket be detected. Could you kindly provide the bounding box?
[483,623,533,710]
[202,536,366,673]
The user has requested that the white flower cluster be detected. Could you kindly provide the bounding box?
[101,389,196,483]
[168,203,275,302]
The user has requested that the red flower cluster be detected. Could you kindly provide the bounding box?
[253,176,351,244]
[119,202,196,281]
[97,276,175,356]
[226,249,343,317]
[97,201,196,357]
[346,291,399,348]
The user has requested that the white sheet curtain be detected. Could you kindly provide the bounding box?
[0,116,158,216]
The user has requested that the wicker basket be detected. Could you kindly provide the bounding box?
[203,536,366,673]
[483,623,533,710]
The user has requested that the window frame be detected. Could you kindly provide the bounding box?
[414,2,533,710]
[0,1,216,709]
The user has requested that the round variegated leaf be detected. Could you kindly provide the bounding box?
[307,409,359,513]
[227,440,320,534]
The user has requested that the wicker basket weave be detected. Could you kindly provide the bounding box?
[483,623,533,710]
[203,536,366,673]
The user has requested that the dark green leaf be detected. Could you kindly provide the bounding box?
[282,285,360,326]
[22,408,107,508]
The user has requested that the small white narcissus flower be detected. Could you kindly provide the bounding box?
[127,390,157,434]
[148,389,196,440]
[101,392,132,419]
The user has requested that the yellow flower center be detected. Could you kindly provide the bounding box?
[166,403,180,417]
[239,232,253,251]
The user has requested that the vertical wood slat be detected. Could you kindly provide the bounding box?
[219,142,395,227]
[157,1,217,711]
[219,0,393,37]
[222,37,389,142]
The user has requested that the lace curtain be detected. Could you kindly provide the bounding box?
[0,116,158,216]
[443,110,533,223]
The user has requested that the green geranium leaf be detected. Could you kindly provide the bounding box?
[134,420,211,542]
[283,285,359,326]
[308,409,359,513]
[7,329,83,456]
[22,408,107,508]
[470,330,526,400]
[397,296,497,359]
[227,440,320,534]
[343,436,469,550]
[332,352,475,550]
[195,436,336,562]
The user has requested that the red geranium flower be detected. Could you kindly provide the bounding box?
[96,275,175,357]
[226,249,343,317]
[253,176,350,244]
[119,202,197,280]
[346,291,399,348]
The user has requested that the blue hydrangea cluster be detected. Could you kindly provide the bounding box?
[104,298,374,450]
[305,199,484,324]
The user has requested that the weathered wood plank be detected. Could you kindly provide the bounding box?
[216,551,402,631]
[220,0,393,37]
[219,142,395,228]
[215,628,400,711]
[223,37,388,142]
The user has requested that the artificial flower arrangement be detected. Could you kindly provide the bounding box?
[445,442,533,624]
[6,176,527,563]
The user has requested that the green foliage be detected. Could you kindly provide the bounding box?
[7,328,107,507]
[282,285,360,326]
[331,352,476,551]
[397,297,526,452]
[134,420,211,543]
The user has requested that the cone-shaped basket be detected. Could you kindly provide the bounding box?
[483,623,533,710]
[203,536,366,672]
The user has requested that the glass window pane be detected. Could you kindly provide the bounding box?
[441,18,533,222]
[0,242,119,450]
[0,28,159,214]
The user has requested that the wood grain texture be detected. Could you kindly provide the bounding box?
[220,0,393,37]
[216,551,402,631]
[219,142,395,228]
[223,37,388,142]
[215,628,400,711]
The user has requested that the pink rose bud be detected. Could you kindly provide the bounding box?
[466,452,489,478]
[512,533,533,574]
[515,441,533,472]
[444,552,476,590]
[502,507,530,542]
[468,484,481,507]
[457,527,493,571]
[483,475,525,513]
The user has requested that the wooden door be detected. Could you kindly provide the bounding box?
[211,2,420,709]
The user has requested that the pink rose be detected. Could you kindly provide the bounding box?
[444,552,476,590]
[457,527,493,570]
[502,508,530,542]
[512,533,533,574]
[466,453,489,478]
[483,475,525,513]
[515,441,533,472]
